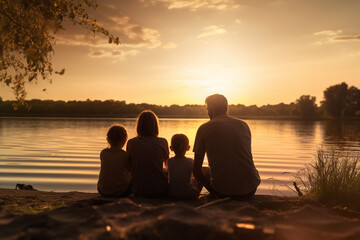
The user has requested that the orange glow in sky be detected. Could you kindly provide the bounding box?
[2,0,360,105]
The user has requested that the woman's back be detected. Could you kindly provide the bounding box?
[127,136,169,196]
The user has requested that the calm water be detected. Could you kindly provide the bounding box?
[0,117,359,195]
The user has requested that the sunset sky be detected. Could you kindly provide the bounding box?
[2,0,360,105]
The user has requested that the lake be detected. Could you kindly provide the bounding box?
[0,117,359,195]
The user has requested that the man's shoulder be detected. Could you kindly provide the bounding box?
[203,115,247,126]
[197,119,214,131]
[228,115,248,125]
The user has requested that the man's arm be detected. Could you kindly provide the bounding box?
[193,152,217,195]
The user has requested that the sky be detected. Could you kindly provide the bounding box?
[2,0,360,105]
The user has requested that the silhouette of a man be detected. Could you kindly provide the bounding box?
[193,94,260,198]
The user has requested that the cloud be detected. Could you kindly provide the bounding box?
[196,25,226,38]
[88,49,139,60]
[314,30,342,37]
[314,30,360,44]
[142,0,241,11]
[235,19,242,24]
[333,35,360,41]
[100,3,117,9]
[56,15,162,61]
[89,50,105,56]
[107,16,161,48]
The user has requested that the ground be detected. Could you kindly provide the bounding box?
[0,188,360,240]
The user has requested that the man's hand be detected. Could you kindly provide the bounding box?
[193,152,219,196]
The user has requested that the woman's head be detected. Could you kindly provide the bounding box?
[107,125,128,148]
[136,110,159,137]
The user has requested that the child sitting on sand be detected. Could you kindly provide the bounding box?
[167,134,202,199]
[97,125,131,197]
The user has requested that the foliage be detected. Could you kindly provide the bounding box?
[0,99,301,117]
[344,86,360,117]
[297,147,360,209]
[0,0,119,107]
[295,95,317,119]
[322,82,360,118]
[0,82,359,118]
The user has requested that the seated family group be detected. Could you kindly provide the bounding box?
[97,94,261,199]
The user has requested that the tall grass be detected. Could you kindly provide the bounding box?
[297,147,360,209]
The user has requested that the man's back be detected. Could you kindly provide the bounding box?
[194,115,260,195]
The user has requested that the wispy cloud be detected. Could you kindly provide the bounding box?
[333,35,360,41]
[107,16,161,48]
[57,15,162,61]
[142,0,241,11]
[87,48,140,61]
[196,25,226,38]
[314,30,342,37]
[314,30,360,44]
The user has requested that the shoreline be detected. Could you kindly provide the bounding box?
[1,188,360,239]
[1,115,359,121]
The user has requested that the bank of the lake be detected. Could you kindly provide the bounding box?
[2,114,360,121]
[1,188,360,240]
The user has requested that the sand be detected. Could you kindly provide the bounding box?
[0,188,360,240]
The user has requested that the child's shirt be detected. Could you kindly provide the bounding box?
[97,148,131,196]
[167,156,201,198]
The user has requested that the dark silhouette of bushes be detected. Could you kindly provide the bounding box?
[1,82,359,119]
[295,95,317,119]
[322,82,360,118]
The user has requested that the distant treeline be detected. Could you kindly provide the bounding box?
[1,82,359,119]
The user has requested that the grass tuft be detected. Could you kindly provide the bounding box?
[297,147,360,209]
[4,202,67,215]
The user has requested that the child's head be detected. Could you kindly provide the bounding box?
[170,134,190,157]
[107,125,128,148]
[136,110,159,137]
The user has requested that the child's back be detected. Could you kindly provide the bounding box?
[168,156,200,198]
[98,148,130,196]
[97,125,131,197]
[168,134,202,199]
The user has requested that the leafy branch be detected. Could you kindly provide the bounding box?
[0,0,119,109]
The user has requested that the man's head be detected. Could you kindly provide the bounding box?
[205,94,228,119]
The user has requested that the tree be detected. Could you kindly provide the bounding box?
[0,0,119,107]
[322,82,348,118]
[295,95,317,119]
[344,86,360,117]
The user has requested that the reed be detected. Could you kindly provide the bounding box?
[297,147,360,209]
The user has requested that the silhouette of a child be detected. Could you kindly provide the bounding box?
[167,134,202,199]
[97,125,131,197]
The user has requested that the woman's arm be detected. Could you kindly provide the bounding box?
[162,138,170,167]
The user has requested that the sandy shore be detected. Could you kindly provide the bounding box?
[1,188,360,240]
